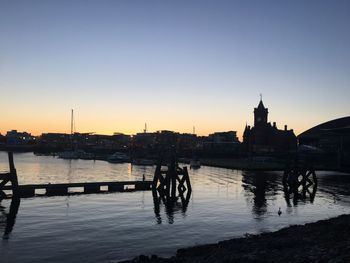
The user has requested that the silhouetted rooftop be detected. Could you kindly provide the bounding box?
[298,116,350,138]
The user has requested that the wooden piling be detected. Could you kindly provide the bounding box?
[108,183,124,192]
[18,187,35,198]
[46,186,68,196]
[0,152,19,199]
[135,181,151,190]
[152,157,192,201]
[84,185,101,194]
[283,163,317,205]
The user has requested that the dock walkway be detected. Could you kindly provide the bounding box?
[3,180,152,198]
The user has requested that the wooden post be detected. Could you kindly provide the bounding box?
[183,167,191,192]
[0,152,19,199]
[283,162,317,205]
[170,166,176,200]
[3,195,21,239]
[8,152,19,197]
[152,155,192,210]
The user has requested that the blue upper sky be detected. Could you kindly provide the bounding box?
[1,0,349,137]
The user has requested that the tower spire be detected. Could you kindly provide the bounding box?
[260,93,262,101]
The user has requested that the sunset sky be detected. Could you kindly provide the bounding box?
[1,1,349,140]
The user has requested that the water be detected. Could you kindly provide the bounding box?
[0,152,350,262]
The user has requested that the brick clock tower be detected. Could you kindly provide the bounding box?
[254,98,268,128]
[243,96,297,154]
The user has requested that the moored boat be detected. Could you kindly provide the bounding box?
[107,152,130,163]
[131,158,155,166]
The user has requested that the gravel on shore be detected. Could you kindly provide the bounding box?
[121,214,350,263]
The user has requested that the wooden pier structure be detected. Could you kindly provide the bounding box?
[2,180,152,198]
[0,152,19,199]
[0,152,152,199]
[152,149,192,224]
[283,155,318,205]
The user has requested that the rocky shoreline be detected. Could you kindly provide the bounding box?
[121,214,350,263]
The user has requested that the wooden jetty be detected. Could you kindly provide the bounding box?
[2,181,152,198]
[282,154,318,205]
[0,152,152,199]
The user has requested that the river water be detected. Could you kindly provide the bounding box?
[0,152,349,262]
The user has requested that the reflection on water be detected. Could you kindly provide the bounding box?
[152,162,192,224]
[282,167,318,207]
[0,152,350,263]
[284,180,317,206]
[153,190,191,224]
[1,197,20,239]
[241,170,319,211]
[241,171,279,218]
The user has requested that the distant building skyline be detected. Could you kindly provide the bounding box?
[1,1,349,138]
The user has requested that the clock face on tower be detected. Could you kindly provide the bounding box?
[257,117,261,122]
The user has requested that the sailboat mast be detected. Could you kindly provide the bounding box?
[71,109,74,135]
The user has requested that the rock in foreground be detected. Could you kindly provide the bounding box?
[121,214,350,263]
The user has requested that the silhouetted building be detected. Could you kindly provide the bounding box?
[202,131,240,155]
[0,133,5,145]
[156,130,177,147]
[39,132,131,151]
[131,132,157,158]
[298,116,350,168]
[132,130,198,158]
[133,132,157,148]
[209,131,239,143]
[87,133,131,150]
[39,133,72,148]
[177,133,197,156]
[243,99,297,154]
[6,130,36,145]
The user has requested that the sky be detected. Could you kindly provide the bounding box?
[1,0,349,140]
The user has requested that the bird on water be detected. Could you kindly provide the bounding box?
[278,207,282,216]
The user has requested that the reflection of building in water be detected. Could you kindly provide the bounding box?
[1,197,20,239]
[241,171,279,217]
[243,99,297,154]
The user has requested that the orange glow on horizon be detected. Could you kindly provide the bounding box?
[0,121,309,142]
[0,102,337,141]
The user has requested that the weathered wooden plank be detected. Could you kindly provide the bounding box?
[1,180,153,198]
[84,185,101,194]
[108,184,124,192]
[46,186,68,196]
[0,173,12,179]
[135,181,152,190]
[3,181,152,190]
[19,187,35,198]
